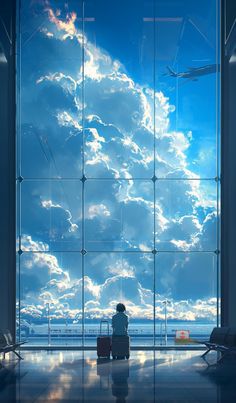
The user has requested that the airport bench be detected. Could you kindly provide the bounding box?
[197,327,236,364]
[0,329,26,361]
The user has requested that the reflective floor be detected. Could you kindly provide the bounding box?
[1,350,236,402]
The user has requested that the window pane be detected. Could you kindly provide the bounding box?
[17,0,220,346]
[19,252,82,346]
[155,180,217,251]
[84,252,154,346]
[16,252,20,342]
[155,252,217,345]
[19,0,83,178]
[84,0,155,178]
[85,180,154,251]
[21,180,82,251]
[154,0,219,179]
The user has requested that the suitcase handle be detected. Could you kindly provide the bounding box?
[100,320,109,335]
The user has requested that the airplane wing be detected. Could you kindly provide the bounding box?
[165,66,178,77]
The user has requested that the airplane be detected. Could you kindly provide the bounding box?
[165,64,220,81]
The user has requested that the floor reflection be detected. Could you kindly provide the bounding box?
[97,358,130,402]
[111,360,129,402]
[0,350,236,401]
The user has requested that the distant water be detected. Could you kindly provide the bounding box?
[20,322,215,346]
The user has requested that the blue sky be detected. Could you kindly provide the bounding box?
[18,0,220,327]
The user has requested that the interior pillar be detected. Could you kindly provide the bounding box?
[0,0,16,339]
[221,0,236,327]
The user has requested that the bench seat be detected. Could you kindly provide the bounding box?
[0,329,26,361]
[198,327,236,364]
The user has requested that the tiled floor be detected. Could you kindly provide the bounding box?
[0,350,236,402]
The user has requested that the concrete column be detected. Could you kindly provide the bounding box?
[0,0,16,338]
[221,0,236,326]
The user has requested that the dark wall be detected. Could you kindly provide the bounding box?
[221,0,236,326]
[0,0,16,337]
[225,0,236,40]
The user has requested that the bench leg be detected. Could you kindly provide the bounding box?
[201,348,211,358]
[13,350,24,360]
[204,350,229,366]
[216,354,223,364]
[215,350,229,364]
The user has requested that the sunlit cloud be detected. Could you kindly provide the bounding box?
[87,203,111,219]
[36,72,78,94]
[19,1,218,327]
[57,111,82,131]
[41,199,78,233]
[107,260,135,277]
[21,235,49,252]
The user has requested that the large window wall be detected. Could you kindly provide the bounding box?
[17,0,220,346]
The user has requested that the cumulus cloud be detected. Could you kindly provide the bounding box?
[19,237,217,323]
[21,235,49,252]
[41,199,78,233]
[107,260,135,277]
[57,111,82,132]
[18,1,219,327]
[87,203,111,219]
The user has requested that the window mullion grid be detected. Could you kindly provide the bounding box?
[17,0,22,343]
[82,0,85,347]
[216,0,220,328]
[153,0,157,347]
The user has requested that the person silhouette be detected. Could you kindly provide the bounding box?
[112,303,129,336]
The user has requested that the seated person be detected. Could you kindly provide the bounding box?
[112,303,129,336]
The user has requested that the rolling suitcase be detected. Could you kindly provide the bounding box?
[112,335,130,359]
[97,320,111,358]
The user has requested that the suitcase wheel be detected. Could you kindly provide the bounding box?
[126,355,130,359]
